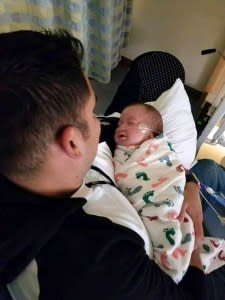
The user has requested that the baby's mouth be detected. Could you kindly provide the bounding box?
[118,133,127,140]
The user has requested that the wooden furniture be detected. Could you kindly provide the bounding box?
[197,55,225,151]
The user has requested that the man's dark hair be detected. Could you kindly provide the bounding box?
[0,29,90,176]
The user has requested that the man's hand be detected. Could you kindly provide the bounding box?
[177,182,204,248]
[190,248,202,269]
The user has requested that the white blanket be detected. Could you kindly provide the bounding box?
[81,142,152,257]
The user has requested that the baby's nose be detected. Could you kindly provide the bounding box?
[117,122,126,129]
[116,127,122,133]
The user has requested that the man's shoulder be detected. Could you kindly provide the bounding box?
[40,211,145,259]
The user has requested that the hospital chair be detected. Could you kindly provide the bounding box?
[105,51,185,115]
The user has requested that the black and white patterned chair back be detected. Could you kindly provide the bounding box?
[105,51,185,115]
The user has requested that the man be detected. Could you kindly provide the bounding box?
[0,30,223,299]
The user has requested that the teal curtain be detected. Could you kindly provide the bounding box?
[0,0,133,83]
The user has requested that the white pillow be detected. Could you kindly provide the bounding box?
[145,78,197,168]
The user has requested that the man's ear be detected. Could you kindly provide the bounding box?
[57,125,83,158]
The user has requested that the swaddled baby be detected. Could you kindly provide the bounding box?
[114,103,225,283]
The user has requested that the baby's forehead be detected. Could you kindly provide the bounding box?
[121,105,144,116]
[121,105,151,120]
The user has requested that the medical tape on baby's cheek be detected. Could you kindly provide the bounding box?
[137,123,162,135]
[138,123,153,133]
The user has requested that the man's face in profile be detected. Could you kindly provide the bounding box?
[79,79,101,174]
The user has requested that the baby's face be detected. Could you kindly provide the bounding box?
[114,105,154,147]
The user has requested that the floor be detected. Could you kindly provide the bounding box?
[92,64,127,115]
[91,63,225,166]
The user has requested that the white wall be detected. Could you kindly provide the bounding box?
[121,0,225,91]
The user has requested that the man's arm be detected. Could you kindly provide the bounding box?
[83,239,207,300]
[178,180,204,248]
[37,211,207,300]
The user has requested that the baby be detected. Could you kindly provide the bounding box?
[114,102,225,283]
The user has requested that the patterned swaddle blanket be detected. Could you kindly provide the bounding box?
[114,134,225,283]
